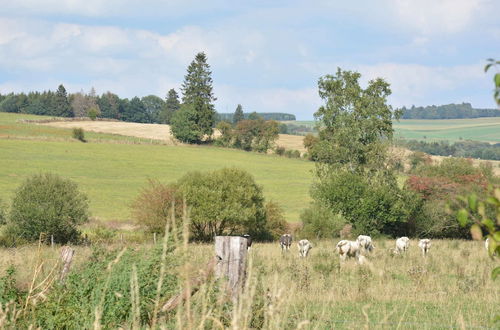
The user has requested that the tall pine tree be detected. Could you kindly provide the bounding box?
[233,104,244,124]
[54,84,72,117]
[173,52,216,143]
[159,88,181,124]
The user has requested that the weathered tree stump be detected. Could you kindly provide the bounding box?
[215,236,248,301]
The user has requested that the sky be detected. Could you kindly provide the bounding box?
[0,0,499,120]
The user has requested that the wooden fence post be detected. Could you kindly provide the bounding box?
[214,236,248,301]
[154,232,157,244]
[59,246,75,283]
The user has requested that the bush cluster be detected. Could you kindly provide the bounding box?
[3,173,90,245]
[72,127,86,142]
[215,119,279,153]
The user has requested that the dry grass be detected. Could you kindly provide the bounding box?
[41,120,307,152]
[0,238,498,328]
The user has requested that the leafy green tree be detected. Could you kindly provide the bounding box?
[121,97,149,123]
[98,92,121,119]
[159,89,181,124]
[141,95,165,123]
[485,58,500,106]
[170,104,205,143]
[215,121,233,147]
[7,173,90,244]
[53,84,72,117]
[314,68,398,174]
[311,68,414,236]
[233,104,244,124]
[179,52,216,142]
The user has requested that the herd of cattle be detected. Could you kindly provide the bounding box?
[275,234,434,262]
[241,234,494,262]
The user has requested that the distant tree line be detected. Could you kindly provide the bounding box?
[400,103,500,119]
[216,112,296,122]
[0,85,181,124]
[399,139,500,161]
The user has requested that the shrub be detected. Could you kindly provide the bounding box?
[275,146,286,156]
[7,173,90,244]
[72,127,86,142]
[178,168,267,241]
[23,245,179,329]
[262,201,288,240]
[131,179,183,235]
[215,121,233,147]
[299,202,346,239]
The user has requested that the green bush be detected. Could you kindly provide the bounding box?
[262,201,288,240]
[299,202,346,239]
[131,179,183,235]
[178,168,267,241]
[275,146,286,156]
[313,170,420,237]
[7,173,90,244]
[72,127,86,142]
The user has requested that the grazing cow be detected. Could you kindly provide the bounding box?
[241,234,252,250]
[298,239,313,257]
[280,234,292,252]
[418,239,431,257]
[395,237,410,254]
[357,235,374,254]
[336,240,361,262]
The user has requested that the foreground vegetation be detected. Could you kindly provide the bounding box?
[0,237,497,328]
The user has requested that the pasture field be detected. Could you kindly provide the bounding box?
[1,238,498,328]
[285,118,500,143]
[0,113,313,223]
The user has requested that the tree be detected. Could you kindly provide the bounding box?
[53,84,72,117]
[248,112,261,120]
[233,104,244,125]
[314,68,398,174]
[159,89,181,124]
[98,92,121,119]
[485,58,500,106]
[7,173,89,244]
[180,52,217,143]
[121,97,149,123]
[170,104,205,143]
[141,95,165,123]
[311,68,414,236]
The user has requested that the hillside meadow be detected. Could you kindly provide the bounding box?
[0,238,498,328]
[286,118,500,143]
[0,113,313,224]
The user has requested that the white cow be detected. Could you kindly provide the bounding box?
[357,235,374,254]
[298,239,313,257]
[395,237,410,254]
[418,239,431,257]
[336,240,361,262]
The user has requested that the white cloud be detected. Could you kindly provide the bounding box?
[390,0,485,35]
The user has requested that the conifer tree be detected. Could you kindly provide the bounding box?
[160,88,181,124]
[233,104,244,124]
[54,84,72,117]
[172,52,216,143]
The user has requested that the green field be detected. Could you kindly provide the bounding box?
[0,113,313,223]
[287,118,500,143]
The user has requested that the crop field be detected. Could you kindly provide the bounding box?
[285,118,500,143]
[0,113,313,224]
[1,238,498,328]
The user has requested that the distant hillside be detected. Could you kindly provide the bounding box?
[216,112,296,122]
[400,103,500,119]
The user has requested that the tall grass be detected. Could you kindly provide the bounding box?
[0,224,498,328]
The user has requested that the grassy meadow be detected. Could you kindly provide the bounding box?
[1,238,498,328]
[0,113,313,223]
[286,118,500,143]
